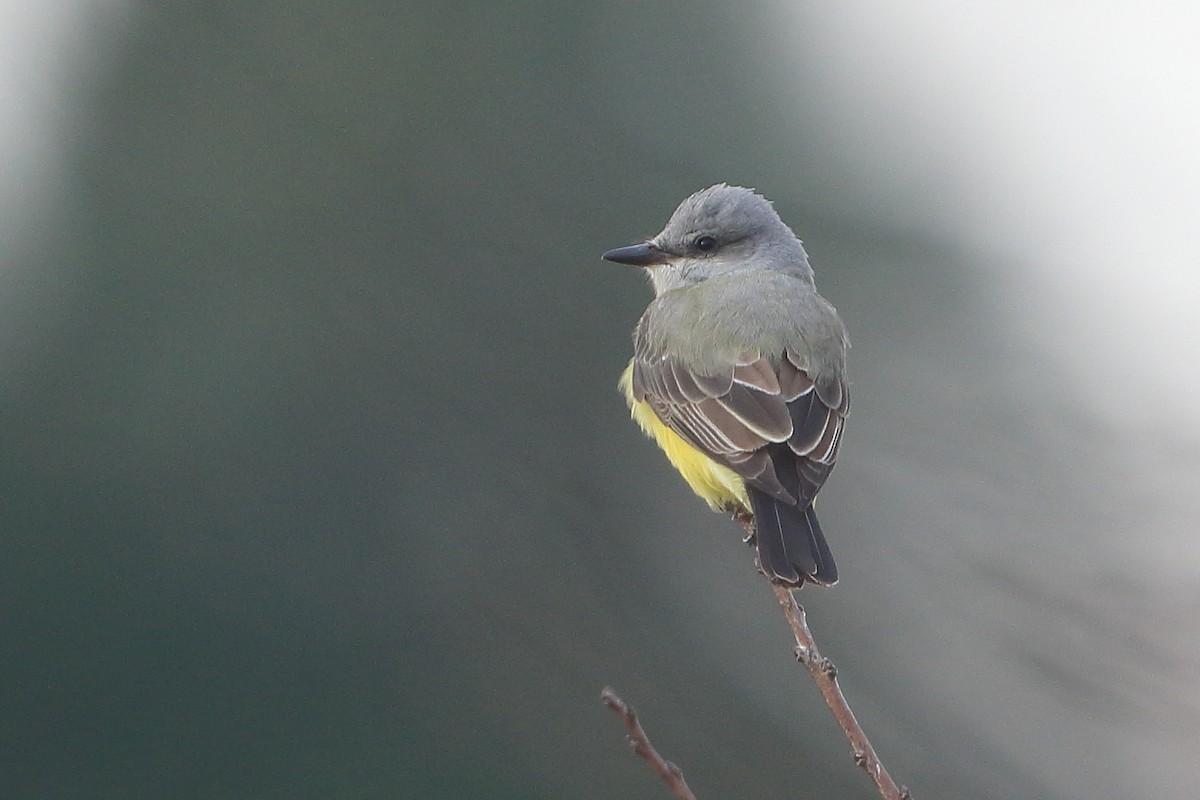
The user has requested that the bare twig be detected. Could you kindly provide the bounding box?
[602,519,911,799]
[600,687,699,800]
[770,583,911,800]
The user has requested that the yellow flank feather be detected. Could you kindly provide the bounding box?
[619,361,751,514]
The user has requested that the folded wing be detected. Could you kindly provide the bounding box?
[631,347,848,507]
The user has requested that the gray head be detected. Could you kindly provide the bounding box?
[602,184,812,294]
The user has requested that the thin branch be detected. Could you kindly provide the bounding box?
[770,582,911,800]
[601,687,699,800]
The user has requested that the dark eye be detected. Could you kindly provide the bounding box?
[694,235,717,252]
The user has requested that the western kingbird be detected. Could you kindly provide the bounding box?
[603,184,850,586]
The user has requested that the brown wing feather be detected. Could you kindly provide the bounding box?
[631,347,848,507]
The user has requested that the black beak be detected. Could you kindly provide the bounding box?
[601,242,672,266]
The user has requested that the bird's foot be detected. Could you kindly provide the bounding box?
[730,507,755,543]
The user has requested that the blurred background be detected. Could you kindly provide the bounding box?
[3,1,1198,798]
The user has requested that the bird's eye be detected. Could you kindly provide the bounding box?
[694,235,717,252]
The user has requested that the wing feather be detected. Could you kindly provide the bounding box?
[778,356,815,401]
[715,383,792,441]
[787,393,830,456]
[670,359,710,403]
[733,357,781,394]
[632,344,848,509]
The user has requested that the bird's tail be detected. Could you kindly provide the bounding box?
[749,489,838,587]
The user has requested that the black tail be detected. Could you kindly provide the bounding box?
[749,488,838,587]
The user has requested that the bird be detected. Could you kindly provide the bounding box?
[602,184,850,586]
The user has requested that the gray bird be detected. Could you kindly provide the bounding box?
[603,184,850,586]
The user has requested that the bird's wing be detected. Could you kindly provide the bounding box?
[631,342,849,507]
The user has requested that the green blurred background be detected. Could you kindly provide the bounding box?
[3,2,1198,798]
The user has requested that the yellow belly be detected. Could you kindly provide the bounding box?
[619,361,751,514]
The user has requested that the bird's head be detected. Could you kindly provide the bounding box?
[602,183,812,294]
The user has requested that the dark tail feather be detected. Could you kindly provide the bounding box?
[803,505,838,585]
[748,489,838,587]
